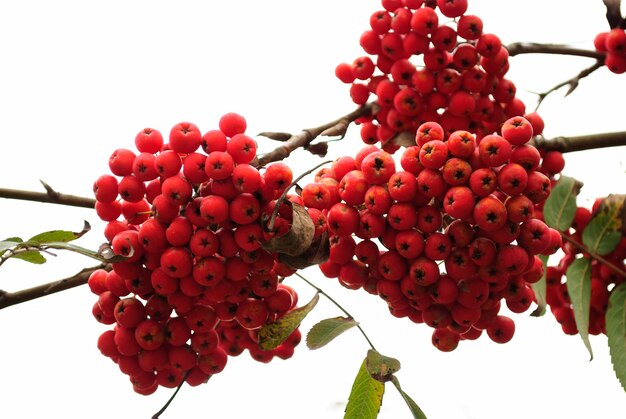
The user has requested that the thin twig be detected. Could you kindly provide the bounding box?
[151,371,194,419]
[506,42,605,60]
[267,160,332,231]
[255,103,376,167]
[532,131,626,153]
[534,60,604,110]
[0,264,110,310]
[294,272,377,351]
[0,183,95,208]
[560,233,626,279]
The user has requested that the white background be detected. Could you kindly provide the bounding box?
[1,1,626,418]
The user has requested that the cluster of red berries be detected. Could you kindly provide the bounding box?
[90,113,305,395]
[335,0,539,149]
[594,28,626,74]
[305,114,563,351]
[545,202,626,335]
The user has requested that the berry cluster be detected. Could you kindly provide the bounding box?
[307,115,562,351]
[90,113,304,395]
[594,28,626,74]
[546,202,626,335]
[335,0,539,149]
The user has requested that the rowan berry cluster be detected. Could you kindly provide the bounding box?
[594,28,626,74]
[90,113,304,395]
[336,0,537,149]
[546,203,626,335]
[306,115,562,351]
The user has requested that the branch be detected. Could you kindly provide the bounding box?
[506,42,606,60]
[0,180,95,209]
[533,131,626,153]
[560,233,626,279]
[533,60,605,109]
[255,102,376,167]
[603,0,624,29]
[0,264,109,310]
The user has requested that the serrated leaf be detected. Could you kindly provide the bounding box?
[531,254,550,317]
[566,257,593,360]
[258,293,319,350]
[543,176,580,231]
[27,221,90,244]
[306,316,358,350]
[390,376,428,419]
[344,359,384,419]
[12,250,46,264]
[582,195,625,256]
[366,349,401,383]
[606,282,626,392]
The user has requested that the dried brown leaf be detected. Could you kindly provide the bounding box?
[262,202,315,257]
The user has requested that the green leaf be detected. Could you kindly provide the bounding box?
[566,257,593,360]
[27,221,90,244]
[0,237,23,257]
[606,282,626,392]
[258,293,319,350]
[582,195,625,256]
[530,254,550,317]
[12,250,46,264]
[306,316,359,350]
[390,376,427,419]
[344,359,384,419]
[543,175,580,231]
[366,349,401,383]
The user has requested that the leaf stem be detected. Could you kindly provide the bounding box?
[294,272,377,352]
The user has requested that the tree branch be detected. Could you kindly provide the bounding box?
[533,61,605,109]
[0,264,109,310]
[603,0,624,29]
[254,102,376,167]
[506,42,606,60]
[532,131,626,153]
[0,180,95,209]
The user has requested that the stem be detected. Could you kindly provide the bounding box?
[533,131,626,153]
[255,102,375,167]
[267,160,332,231]
[0,264,109,310]
[560,233,626,279]
[506,42,605,60]
[0,181,95,209]
[534,60,604,110]
[294,272,377,351]
[151,370,194,419]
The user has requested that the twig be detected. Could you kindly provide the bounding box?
[151,371,194,419]
[532,131,626,153]
[0,181,95,209]
[602,0,625,29]
[506,42,605,60]
[533,60,604,110]
[294,272,377,351]
[0,264,109,310]
[254,102,376,167]
[560,233,626,279]
[267,160,332,231]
